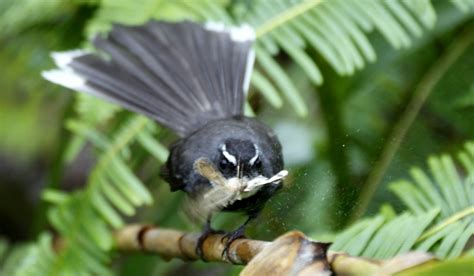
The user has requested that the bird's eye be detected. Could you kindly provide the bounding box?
[253,158,262,169]
[219,158,233,171]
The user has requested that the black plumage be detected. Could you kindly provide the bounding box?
[43,20,285,257]
[64,21,254,136]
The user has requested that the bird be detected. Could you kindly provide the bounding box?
[42,20,287,258]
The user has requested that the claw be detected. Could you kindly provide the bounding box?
[195,231,208,259]
[196,224,224,260]
[220,225,246,259]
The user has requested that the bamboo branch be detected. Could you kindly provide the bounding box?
[114,224,435,275]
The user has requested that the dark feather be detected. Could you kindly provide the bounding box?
[43,20,255,137]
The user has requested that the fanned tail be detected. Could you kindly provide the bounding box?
[42,21,255,136]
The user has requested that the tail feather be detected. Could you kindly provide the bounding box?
[42,20,255,136]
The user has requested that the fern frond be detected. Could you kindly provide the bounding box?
[11,115,169,274]
[331,141,474,259]
[78,0,474,116]
[244,0,473,115]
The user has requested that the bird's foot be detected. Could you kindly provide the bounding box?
[220,225,246,260]
[196,227,224,260]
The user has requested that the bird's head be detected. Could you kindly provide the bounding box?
[218,139,262,179]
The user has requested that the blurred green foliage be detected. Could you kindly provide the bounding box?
[0,0,473,275]
[330,141,473,259]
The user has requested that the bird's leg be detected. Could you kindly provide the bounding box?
[196,216,223,260]
[221,212,258,259]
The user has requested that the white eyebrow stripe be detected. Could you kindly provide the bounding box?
[249,144,259,165]
[221,144,237,165]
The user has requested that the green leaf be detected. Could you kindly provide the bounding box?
[90,186,123,228]
[108,158,153,205]
[250,70,283,108]
[397,209,439,255]
[417,222,459,253]
[66,120,110,150]
[448,221,474,258]
[99,177,135,216]
[362,213,409,258]
[330,218,373,251]
[80,205,113,251]
[435,220,468,258]
[410,168,447,215]
[333,141,474,259]
[390,180,431,214]
[399,256,474,276]
[42,189,70,204]
[256,47,308,116]
[344,216,385,256]
[137,131,169,163]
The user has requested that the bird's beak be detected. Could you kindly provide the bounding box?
[243,170,288,192]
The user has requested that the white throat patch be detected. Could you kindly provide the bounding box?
[221,144,237,165]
